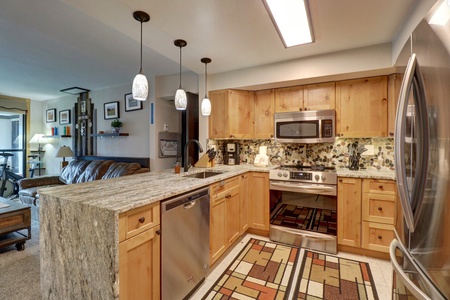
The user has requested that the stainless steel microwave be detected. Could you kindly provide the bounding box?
[274,109,336,143]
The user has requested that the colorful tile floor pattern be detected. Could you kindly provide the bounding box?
[202,238,299,300]
[296,251,379,300]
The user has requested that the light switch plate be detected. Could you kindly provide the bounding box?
[163,124,169,131]
[362,145,375,156]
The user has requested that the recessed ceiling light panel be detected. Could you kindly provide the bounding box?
[263,0,314,48]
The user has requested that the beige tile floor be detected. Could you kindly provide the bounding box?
[190,234,393,300]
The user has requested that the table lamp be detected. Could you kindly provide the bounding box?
[55,146,74,169]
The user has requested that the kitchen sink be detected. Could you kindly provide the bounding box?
[183,171,223,179]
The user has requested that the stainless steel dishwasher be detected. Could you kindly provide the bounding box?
[161,186,210,300]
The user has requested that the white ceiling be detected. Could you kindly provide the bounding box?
[0,0,427,101]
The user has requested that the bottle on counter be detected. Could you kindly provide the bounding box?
[174,161,181,174]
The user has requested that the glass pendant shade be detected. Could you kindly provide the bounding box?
[175,88,187,110]
[132,72,148,100]
[201,97,211,116]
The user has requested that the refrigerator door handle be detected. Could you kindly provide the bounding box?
[390,239,432,300]
[394,53,429,233]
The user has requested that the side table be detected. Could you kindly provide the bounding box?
[0,197,31,251]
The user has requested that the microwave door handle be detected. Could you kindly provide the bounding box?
[390,240,433,300]
[319,119,322,141]
[395,53,417,233]
[410,57,429,230]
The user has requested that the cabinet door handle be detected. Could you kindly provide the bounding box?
[378,235,382,240]
[139,217,145,223]
[378,185,383,189]
[378,207,383,211]
[339,179,343,182]
[156,229,161,235]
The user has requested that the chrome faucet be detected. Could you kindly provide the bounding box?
[184,139,204,172]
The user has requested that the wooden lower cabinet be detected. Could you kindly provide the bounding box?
[210,172,270,265]
[239,173,249,234]
[248,172,269,231]
[119,202,161,300]
[210,191,227,264]
[337,177,362,247]
[210,175,241,265]
[338,177,397,255]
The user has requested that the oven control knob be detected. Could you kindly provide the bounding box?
[321,175,326,182]
[314,175,320,181]
[277,172,283,177]
[283,172,288,178]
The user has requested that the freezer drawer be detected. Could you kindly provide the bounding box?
[390,239,445,300]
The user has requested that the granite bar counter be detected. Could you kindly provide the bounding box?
[39,164,274,299]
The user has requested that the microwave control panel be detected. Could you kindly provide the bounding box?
[322,119,334,138]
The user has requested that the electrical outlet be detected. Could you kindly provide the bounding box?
[362,145,375,156]
[163,124,169,131]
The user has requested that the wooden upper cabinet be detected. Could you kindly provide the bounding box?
[274,83,335,113]
[254,90,274,138]
[227,90,255,138]
[304,82,336,110]
[388,74,402,137]
[209,90,254,139]
[274,86,304,112]
[336,76,388,137]
[209,90,228,139]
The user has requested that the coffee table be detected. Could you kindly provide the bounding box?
[0,197,31,251]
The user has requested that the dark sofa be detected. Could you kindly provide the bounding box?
[18,159,149,220]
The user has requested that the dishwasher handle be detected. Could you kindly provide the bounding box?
[183,200,197,210]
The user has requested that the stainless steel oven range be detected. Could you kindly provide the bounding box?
[269,165,337,254]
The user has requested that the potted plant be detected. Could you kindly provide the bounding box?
[111,119,123,134]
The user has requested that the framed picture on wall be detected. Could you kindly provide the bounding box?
[124,93,143,111]
[59,110,71,124]
[104,101,120,120]
[46,108,56,123]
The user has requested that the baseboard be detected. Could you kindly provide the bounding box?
[338,244,390,260]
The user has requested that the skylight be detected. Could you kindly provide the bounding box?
[429,0,450,25]
[263,0,314,48]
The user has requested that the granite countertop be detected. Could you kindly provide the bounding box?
[38,164,276,214]
[38,164,395,215]
[336,167,396,180]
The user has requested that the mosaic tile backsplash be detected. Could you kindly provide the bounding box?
[208,138,395,170]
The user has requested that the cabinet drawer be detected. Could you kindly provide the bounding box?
[362,222,394,253]
[362,193,395,224]
[363,179,397,195]
[210,176,240,199]
[0,209,31,235]
[119,202,160,242]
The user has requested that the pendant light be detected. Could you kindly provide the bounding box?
[132,11,150,101]
[174,39,187,110]
[201,58,212,116]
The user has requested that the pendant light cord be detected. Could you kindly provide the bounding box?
[139,20,143,73]
[204,62,208,98]
[179,46,182,89]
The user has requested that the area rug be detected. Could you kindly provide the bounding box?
[295,251,379,300]
[202,238,300,300]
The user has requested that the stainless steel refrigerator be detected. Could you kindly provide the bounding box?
[391,2,450,299]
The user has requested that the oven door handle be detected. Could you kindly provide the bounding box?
[270,182,336,195]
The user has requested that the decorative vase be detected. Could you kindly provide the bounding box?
[112,127,121,134]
